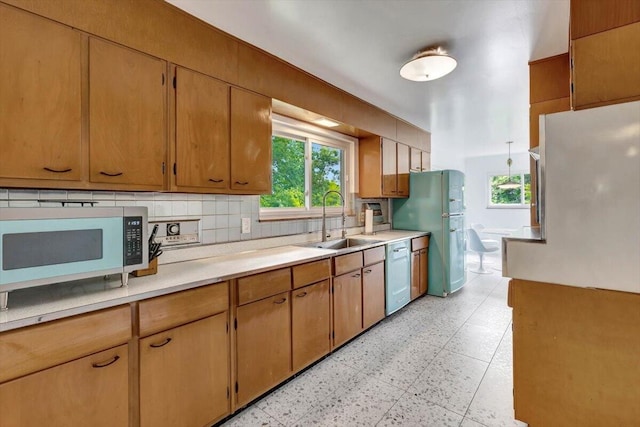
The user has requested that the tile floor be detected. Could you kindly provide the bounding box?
[221,252,526,426]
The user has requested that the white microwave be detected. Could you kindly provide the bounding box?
[0,207,148,310]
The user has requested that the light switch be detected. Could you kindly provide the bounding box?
[241,217,251,234]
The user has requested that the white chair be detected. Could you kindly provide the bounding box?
[467,228,499,274]
[470,223,500,249]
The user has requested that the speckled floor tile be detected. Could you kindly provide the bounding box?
[330,334,391,371]
[465,362,526,427]
[460,417,487,427]
[377,392,464,426]
[444,323,506,362]
[290,372,404,426]
[256,359,360,425]
[221,406,283,426]
[465,302,513,331]
[360,339,441,390]
[491,326,514,368]
[409,350,488,415]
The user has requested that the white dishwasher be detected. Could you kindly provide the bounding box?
[385,239,411,315]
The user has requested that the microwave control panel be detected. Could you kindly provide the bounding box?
[124,216,144,265]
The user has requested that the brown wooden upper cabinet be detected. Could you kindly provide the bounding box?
[359,136,410,198]
[174,66,230,191]
[230,88,272,194]
[570,0,640,109]
[0,5,82,183]
[89,38,166,190]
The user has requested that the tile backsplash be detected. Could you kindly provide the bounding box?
[0,189,389,247]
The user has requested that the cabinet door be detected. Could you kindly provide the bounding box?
[0,5,81,182]
[89,37,165,188]
[421,151,431,171]
[410,147,422,172]
[230,88,272,193]
[419,248,429,295]
[362,262,386,329]
[333,271,363,347]
[411,251,421,300]
[572,22,640,109]
[381,138,397,196]
[292,280,331,371]
[175,67,230,189]
[0,345,128,427]
[397,143,410,196]
[140,313,229,427]
[236,292,291,406]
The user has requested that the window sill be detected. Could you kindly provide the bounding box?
[486,205,530,210]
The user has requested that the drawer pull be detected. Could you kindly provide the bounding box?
[92,355,120,368]
[209,178,224,183]
[100,171,123,177]
[363,269,372,274]
[273,298,287,304]
[295,292,307,298]
[351,273,361,278]
[235,181,249,185]
[43,167,72,173]
[150,337,172,348]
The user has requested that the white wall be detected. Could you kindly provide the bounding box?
[464,151,531,230]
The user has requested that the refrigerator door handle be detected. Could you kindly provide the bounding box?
[450,228,457,232]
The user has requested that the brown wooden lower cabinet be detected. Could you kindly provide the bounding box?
[511,279,640,426]
[0,345,129,427]
[411,236,429,299]
[418,248,428,295]
[139,313,229,427]
[362,261,385,329]
[333,270,363,347]
[236,291,292,406]
[292,279,331,371]
[411,250,421,300]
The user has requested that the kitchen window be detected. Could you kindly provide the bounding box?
[488,173,531,208]
[260,115,356,219]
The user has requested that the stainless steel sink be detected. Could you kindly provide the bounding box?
[299,238,384,250]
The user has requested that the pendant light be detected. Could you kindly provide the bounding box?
[400,47,457,81]
[497,141,520,189]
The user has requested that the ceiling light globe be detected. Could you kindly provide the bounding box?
[400,53,457,81]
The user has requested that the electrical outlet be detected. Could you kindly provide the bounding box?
[241,217,251,234]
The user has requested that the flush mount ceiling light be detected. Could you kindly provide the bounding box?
[400,47,457,81]
[498,141,521,190]
[313,117,340,128]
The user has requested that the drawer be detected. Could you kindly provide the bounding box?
[364,246,385,266]
[333,251,363,276]
[411,236,430,252]
[0,305,131,384]
[238,268,291,305]
[292,259,331,289]
[138,282,229,337]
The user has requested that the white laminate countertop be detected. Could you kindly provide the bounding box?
[0,230,428,332]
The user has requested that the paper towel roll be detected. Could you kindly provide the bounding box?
[365,209,374,234]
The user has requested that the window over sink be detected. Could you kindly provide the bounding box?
[260,115,356,219]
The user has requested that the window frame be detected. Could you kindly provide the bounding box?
[260,114,357,220]
[487,171,531,209]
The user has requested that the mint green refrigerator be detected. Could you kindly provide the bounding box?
[392,170,466,296]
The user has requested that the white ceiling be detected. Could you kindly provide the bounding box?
[166,0,570,161]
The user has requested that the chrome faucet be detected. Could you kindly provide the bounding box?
[322,190,346,242]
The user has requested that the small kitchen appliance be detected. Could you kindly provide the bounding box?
[0,206,148,310]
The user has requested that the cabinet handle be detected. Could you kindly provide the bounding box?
[209,178,224,183]
[393,247,407,252]
[43,167,72,173]
[92,355,120,368]
[100,171,123,177]
[150,337,172,348]
[351,273,361,278]
[295,291,307,298]
[363,269,372,274]
[235,181,249,185]
[274,298,287,304]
